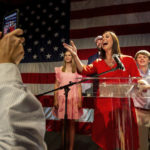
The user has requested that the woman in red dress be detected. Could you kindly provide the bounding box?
[63,31,140,150]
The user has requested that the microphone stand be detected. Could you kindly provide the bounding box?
[36,66,120,150]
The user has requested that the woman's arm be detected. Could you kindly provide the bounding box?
[54,79,60,108]
[77,83,82,108]
[63,41,84,73]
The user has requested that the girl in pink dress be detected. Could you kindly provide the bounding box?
[53,50,83,150]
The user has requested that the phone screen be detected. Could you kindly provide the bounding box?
[3,10,18,35]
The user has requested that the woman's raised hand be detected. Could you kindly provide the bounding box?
[63,40,77,56]
[63,40,84,72]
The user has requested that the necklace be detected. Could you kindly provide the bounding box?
[105,59,115,67]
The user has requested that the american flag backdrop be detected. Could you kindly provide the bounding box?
[16,0,150,135]
[18,0,94,134]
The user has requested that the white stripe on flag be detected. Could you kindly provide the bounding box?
[71,11,150,29]
[19,60,88,73]
[72,34,150,49]
[71,0,148,11]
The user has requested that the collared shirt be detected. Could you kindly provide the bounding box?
[139,68,150,81]
[139,68,150,109]
[0,63,47,150]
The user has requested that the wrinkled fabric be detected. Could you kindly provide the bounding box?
[0,63,47,150]
[53,67,83,119]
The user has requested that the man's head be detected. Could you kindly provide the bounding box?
[94,35,102,50]
[135,50,150,68]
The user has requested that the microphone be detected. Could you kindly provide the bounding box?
[112,54,125,71]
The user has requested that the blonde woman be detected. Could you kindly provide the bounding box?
[53,50,83,150]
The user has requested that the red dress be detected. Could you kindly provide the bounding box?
[82,55,140,150]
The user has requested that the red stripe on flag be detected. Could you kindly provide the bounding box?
[71,1,150,19]
[121,46,150,57]
[21,73,55,84]
[46,120,92,135]
[78,46,150,59]
[70,23,150,39]
[21,73,91,84]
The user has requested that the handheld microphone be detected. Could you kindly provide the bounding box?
[112,54,125,71]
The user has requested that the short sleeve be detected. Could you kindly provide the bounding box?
[76,73,82,82]
[81,59,99,76]
[55,67,61,82]
[81,64,96,75]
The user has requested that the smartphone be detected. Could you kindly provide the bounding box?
[2,9,19,36]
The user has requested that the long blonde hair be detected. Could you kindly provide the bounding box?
[62,51,77,73]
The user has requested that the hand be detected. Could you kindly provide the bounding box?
[138,79,149,92]
[78,100,82,109]
[0,29,25,64]
[53,99,59,109]
[63,40,77,57]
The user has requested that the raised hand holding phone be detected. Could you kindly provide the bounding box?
[2,9,19,36]
[0,29,24,64]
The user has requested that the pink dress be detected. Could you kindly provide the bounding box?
[53,67,83,120]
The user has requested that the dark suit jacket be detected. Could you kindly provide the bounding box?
[88,52,99,64]
[87,52,100,96]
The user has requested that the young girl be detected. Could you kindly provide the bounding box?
[53,50,83,150]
